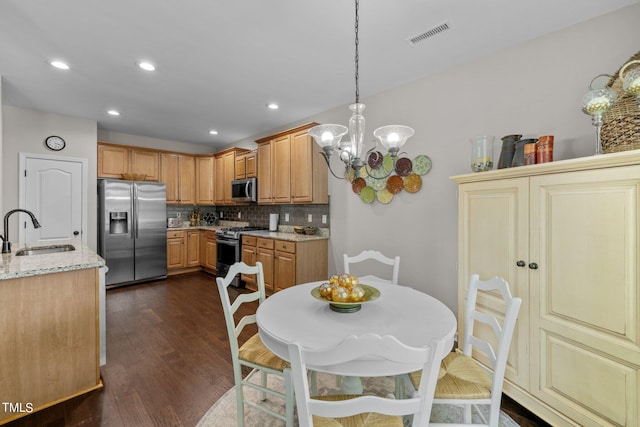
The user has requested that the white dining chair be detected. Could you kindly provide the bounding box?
[404,274,522,427]
[288,334,447,427]
[344,250,400,285]
[216,261,295,427]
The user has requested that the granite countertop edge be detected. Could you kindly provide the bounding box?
[0,240,105,281]
[167,224,330,241]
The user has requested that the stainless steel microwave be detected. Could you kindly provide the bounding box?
[231,177,257,202]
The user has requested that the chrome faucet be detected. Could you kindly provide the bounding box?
[1,209,42,253]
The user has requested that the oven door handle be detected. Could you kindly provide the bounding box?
[216,237,239,246]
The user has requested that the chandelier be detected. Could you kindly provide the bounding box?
[308,0,415,183]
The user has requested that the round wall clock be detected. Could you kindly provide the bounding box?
[44,135,66,151]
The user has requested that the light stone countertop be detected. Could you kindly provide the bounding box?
[167,222,330,241]
[0,239,105,281]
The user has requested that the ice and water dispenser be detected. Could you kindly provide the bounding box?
[109,212,128,235]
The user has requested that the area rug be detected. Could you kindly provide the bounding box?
[197,372,519,426]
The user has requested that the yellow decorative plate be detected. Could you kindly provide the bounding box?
[311,284,381,313]
[376,188,394,204]
[404,173,422,193]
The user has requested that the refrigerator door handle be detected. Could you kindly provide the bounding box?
[133,184,138,239]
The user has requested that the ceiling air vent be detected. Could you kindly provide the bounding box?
[406,21,451,47]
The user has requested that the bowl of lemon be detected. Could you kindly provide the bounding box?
[311,273,380,313]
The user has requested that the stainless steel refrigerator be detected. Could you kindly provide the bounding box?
[98,179,167,288]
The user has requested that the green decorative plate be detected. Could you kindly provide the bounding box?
[413,155,432,175]
[366,176,387,191]
[360,186,375,204]
[382,154,394,172]
[311,284,381,313]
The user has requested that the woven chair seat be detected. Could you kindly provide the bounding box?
[310,394,403,427]
[238,333,290,372]
[410,352,492,400]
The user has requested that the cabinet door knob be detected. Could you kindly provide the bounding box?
[529,262,538,270]
[516,260,525,267]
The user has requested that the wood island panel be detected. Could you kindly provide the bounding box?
[0,268,101,425]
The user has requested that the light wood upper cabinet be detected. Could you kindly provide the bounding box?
[97,143,130,178]
[272,134,291,203]
[235,152,257,179]
[214,148,250,205]
[257,143,272,204]
[291,129,328,204]
[214,155,225,205]
[255,123,327,204]
[452,152,640,427]
[161,153,195,204]
[98,142,159,181]
[195,155,215,205]
[130,148,160,181]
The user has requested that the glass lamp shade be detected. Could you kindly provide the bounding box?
[308,124,348,152]
[373,125,415,156]
[581,87,616,117]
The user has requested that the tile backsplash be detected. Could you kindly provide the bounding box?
[167,202,330,228]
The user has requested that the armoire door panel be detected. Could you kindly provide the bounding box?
[534,331,637,427]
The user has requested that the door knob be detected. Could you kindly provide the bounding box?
[529,262,538,270]
[73,231,80,236]
[516,260,525,267]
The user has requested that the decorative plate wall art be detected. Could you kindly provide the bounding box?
[353,153,432,204]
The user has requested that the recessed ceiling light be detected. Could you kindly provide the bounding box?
[138,61,156,71]
[50,60,70,70]
[267,103,279,110]
[209,130,218,135]
[107,110,120,116]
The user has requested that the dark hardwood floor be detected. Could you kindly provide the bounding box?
[7,272,550,426]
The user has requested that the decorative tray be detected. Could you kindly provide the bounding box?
[311,284,380,313]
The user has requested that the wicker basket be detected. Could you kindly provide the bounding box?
[600,51,640,153]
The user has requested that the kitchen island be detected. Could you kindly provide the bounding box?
[0,241,104,425]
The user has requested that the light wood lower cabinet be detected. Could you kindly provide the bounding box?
[256,237,275,292]
[241,235,258,289]
[0,269,101,424]
[167,230,186,269]
[241,235,328,293]
[453,152,640,427]
[167,230,200,273]
[200,231,217,274]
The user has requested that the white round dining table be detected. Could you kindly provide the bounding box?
[256,280,457,382]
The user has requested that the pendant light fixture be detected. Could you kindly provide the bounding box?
[308,0,415,182]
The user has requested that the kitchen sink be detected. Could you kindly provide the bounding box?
[15,244,76,256]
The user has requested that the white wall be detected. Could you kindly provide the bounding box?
[2,106,98,250]
[97,129,216,154]
[238,3,640,311]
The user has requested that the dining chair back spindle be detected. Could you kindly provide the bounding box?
[343,250,400,285]
[216,261,295,427]
[289,334,447,427]
[405,274,522,427]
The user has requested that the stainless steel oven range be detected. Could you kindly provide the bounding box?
[216,226,267,287]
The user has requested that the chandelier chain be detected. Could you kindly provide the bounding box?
[354,0,360,104]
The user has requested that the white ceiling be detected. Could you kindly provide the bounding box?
[1,0,637,149]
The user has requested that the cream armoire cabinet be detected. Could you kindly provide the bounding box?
[452,151,640,427]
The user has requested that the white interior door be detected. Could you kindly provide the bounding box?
[19,153,86,245]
